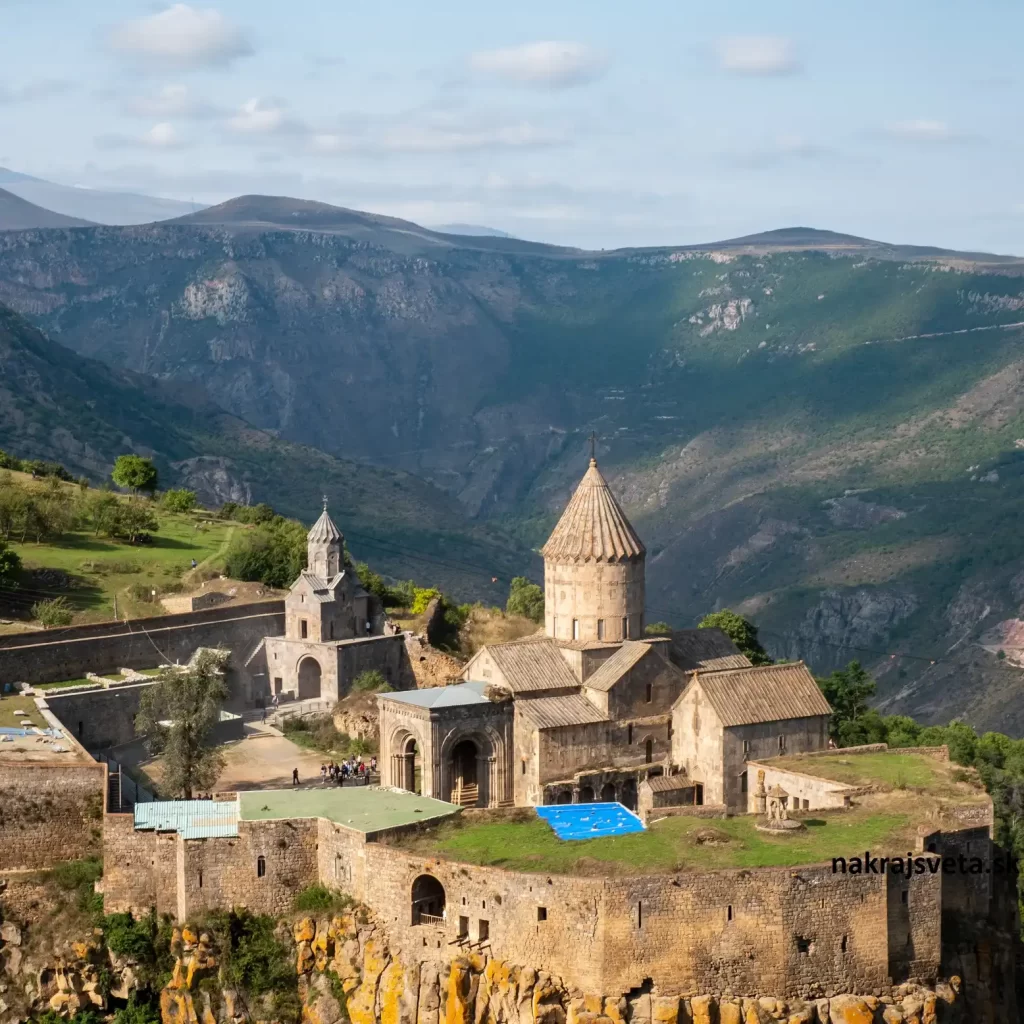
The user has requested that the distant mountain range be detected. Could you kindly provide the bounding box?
[3,191,1024,731]
[432,224,513,238]
[0,168,202,226]
[0,187,94,230]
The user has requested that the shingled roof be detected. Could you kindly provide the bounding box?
[685,662,832,727]
[667,628,751,672]
[484,637,580,693]
[541,459,645,563]
[308,504,342,545]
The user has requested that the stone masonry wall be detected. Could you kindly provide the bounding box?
[0,601,283,696]
[0,760,105,870]
[44,682,149,749]
[747,762,855,813]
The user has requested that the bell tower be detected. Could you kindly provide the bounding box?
[307,496,343,577]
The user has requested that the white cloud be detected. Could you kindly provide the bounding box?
[96,123,188,150]
[717,36,800,76]
[143,122,183,148]
[125,84,219,119]
[109,4,252,69]
[884,119,955,142]
[227,98,305,136]
[469,41,608,88]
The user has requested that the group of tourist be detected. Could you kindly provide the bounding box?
[320,755,377,785]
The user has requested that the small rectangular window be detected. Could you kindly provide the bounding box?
[572,618,580,640]
[458,916,469,937]
[301,619,308,639]
[198,871,203,889]
[645,683,653,703]
[627,724,633,744]
[537,907,547,921]
[742,739,750,755]
[622,616,630,639]
[637,901,643,929]
[521,761,526,776]
[477,919,489,942]
[727,905,732,921]
[778,734,785,752]
[597,619,604,640]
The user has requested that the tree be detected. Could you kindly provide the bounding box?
[161,488,197,513]
[224,517,307,588]
[112,455,158,495]
[506,576,544,622]
[32,596,74,627]
[645,621,673,636]
[816,660,876,739]
[114,501,159,544]
[135,651,228,798]
[351,669,392,693]
[0,541,21,588]
[698,610,771,665]
[88,491,121,537]
[0,486,27,541]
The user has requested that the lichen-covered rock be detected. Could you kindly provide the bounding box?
[828,995,875,1024]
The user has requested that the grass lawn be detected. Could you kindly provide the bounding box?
[36,677,97,690]
[10,508,236,623]
[388,806,916,875]
[0,694,48,729]
[765,751,977,798]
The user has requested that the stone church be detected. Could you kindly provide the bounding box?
[378,456,832,811]
[263,502,393,702]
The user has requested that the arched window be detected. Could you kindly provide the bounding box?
[257,855,266,878]
[411,874,446,925]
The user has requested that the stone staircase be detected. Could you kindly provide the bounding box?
[453,783,479,807]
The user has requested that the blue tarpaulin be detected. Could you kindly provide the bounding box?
[536,802,645,841]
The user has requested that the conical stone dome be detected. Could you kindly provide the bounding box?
[307,499,343,577]
[542,458,646,643]
[541,459,645,563]
[308,505,342,546]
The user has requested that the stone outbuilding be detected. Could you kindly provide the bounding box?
[671,662,833,812]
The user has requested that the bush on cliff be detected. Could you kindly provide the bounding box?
[223,516,307,588]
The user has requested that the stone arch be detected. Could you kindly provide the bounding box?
[389,727,423,794]
[579,784,595,803]
[411,874,446,925]
[439,726,507,808]
[297,656,322,699]
[600,782,617,803]
[621,777,638,811]
[643,736,654,764]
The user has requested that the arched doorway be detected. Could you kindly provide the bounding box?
[600,782,617,803]
[411,875,446,925]
[556,790,572,805]
[579,785,595,803]
[450,739,479,806]
[393,734,421,794]
[297,657,322,699]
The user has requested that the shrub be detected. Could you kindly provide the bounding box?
[223,517,307,588]
[111,996,160,1024]
[506,576,544,622]
[351,670,391,693]
[644,621,673,636]
[221,911,296,998]
[105,911,158,962]
[127,582,159,603]
[161,489,198,513]
[410,587,440,615]
[50,858,103,890]
[32,596,74,627]
[293,885,352,913]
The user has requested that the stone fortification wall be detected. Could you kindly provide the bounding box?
[747,761,857,813]
[0,601,284,695]
[43,682,150,749]
[0,760,106,870]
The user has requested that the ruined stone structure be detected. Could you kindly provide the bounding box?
[262,501,399,702]
[379,456,831,809]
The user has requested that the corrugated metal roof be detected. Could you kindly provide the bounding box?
[516,693,607,730]
[582,641,653,692]
[667,628,751,672]
[381,681,496,709]
[487,638,580,693]
[540,459,645,564]
[690,662,833,727]
[134,799,239,839]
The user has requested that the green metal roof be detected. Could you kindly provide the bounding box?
[238,786,458,833]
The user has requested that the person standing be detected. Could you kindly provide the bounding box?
[292,767,299,786]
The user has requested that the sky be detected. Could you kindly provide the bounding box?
[1,0,1022,252]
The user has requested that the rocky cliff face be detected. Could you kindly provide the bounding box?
[0,903,992,1024]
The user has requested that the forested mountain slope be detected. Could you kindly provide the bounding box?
[2,202,1024,728]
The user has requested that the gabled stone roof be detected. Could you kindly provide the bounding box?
[643,774,693,793]
[682,662,832,728]
[483,637,580,693]
[292,570,345,601]
[516,693,608,730]
[666,628,751,673]
[541,459,645,564]
[582,640,657,693]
